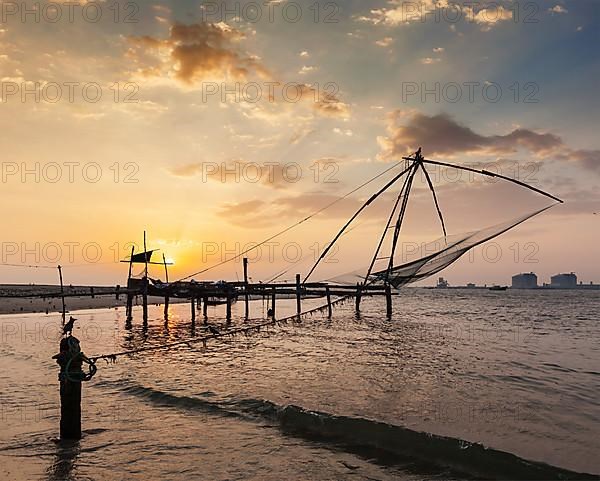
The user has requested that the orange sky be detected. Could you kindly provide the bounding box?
[1,0,598,286]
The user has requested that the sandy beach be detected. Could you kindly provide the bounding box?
[0,284,183,315]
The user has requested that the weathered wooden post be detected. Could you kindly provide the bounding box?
[162,253,169,320]
[57,265,66,324]
[202,295,208,324]
[191,296,196,322]
[355,282,362,311]
[142,231,149,323]
[326,285,332,318]
[295,274,301,317]
[243,257,249,319]
[115,285,120,300]
[52,336,86,440]
[90,286,95,299]
[126,245,134,321]
[271,287,276,320]
[226,286,232,322]
[385,283,392,318]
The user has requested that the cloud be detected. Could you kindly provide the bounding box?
[378,110,562,158]
[298,65,316,75]
[358,1,514,31]
[169,160,306,189]
[548,5,568,14]
[377,110,600,175]
[127,22,270,84]
[560,150,600,173]
[127,23,349,118]
[219,193,363,228]
[375,37,394,47]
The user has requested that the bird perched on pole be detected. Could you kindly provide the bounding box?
[63,316,77,336]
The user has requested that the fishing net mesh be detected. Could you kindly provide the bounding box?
[329,205,554,288]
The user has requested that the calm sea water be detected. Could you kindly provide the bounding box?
[1,289,599,480]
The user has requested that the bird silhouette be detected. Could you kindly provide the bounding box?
[207,325,220,335]
[63,316,77,336]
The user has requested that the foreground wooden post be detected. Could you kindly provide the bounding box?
[295,274,301,317]
[326,286,332,318]
[53,337,83,440]
[115,285,120,300]
[90,287,95,299]
[203,295,208,323]
[191,296,196,322]
[355,282,362,311]
[243,257,249,319]
[385,283,392,318]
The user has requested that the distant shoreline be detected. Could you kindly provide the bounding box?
[0,284,186,315]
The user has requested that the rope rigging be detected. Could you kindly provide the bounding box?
[172,160,410,283]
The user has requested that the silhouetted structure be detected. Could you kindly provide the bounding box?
[512,272,538,289]
[550,273,577,288]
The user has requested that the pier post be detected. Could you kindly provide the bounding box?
[243,257,249,319]
[163,295,169,320]
[271,287,276,320]
[203,295,208,323]
[53,336,83,440]
[90,287,95,299]
[115,285,120,300]
[226,287,232,322]
[295,274,301,317]
[191,296,196,322]
[142,278,148,323]
[355,282,362,311]
[57,265,66,324]
[326,286,332,318]
[126,293,133,320]
[142,231,149,323]
[385,283,392,318]
[126,245,134,321]
[162,253,170,320]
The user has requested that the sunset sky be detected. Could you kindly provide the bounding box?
[1,0,598,286]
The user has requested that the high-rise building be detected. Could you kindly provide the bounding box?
[512,272,538,289]
[550,273,577,288]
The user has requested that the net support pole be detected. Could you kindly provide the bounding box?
[355,282,362,311]
[385,284,392,318]
[163,253,169,320]
[142,231,148,323]
[271,287,277,320]
[295,274,302,318]
[326,286,332,318]
[57,265,66,324]
[226,287,232,322]
[243,257,249,319]
[126,245,134,321]
[191,296,196,323]
[202,295,208,323]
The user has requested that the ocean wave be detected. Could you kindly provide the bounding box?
[116,382,599,480]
